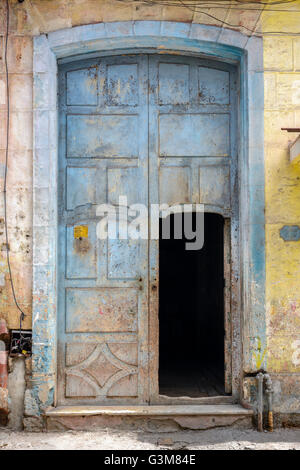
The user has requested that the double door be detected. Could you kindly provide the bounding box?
[57,54,236,405]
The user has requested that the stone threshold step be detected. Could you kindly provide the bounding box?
[46,404,253,417]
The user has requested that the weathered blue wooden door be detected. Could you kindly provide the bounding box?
[58,55,149,405]
[58,54,236,405]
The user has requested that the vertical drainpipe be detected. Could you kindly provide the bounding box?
[256,372,274,432]
[264,373,274,432]
[257,372,264,432]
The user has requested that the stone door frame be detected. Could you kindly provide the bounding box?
[32,21,265,412]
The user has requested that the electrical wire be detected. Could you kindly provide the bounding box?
[144,5,300,12]
[177,0,262,33]
[126,0,300,34]
[129,0,300,9]
[4,0,27,337]
[130,0,298,5]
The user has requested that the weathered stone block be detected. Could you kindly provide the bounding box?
[218,28,248,49]
[70,0,104,28]
[33,35,51,73]
[0,37,4,73]
[8,357,25,430]
[190,23,219,42]
[162,5,193,23]
[23,416,44,432]
[133,4,163,21]
[33,73,50,109]
[226,7,261,35]
[264,37,293,71]
[277,74,300,108]
[0,75,6,107]
[34,110,49,150]
[247,36,264,72]
[271,375,300,413]
[33,149,51,189]
[294,38,300,71]
[105,21,133,37]
[264,73,277,109]
[264,110,294,146]
[193,7,228,27]
[10,111,33,151]
[133,21,161,36]
[32,266,50,296]
[5,186,32,232]
[6,150,32,189]
[262,11,300,35]
[248,72,264,111]
[7,36,33,73]
[101,1,133,23]
[33,226,49,265]
[160,21,191,38]
[33,0,71,33]
[0,111,7,150]
[34,188,50,225]
[265,155,300,223]
[46,414,253,432]
[24,389,39,417]
[10,73,33,111]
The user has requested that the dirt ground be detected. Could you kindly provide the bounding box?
[0,427,300,450]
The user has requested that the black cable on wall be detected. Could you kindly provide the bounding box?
[3,0,27,332]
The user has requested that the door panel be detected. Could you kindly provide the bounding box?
[159,114,230,157]
[58,55,149,405]
[66,114,139,158]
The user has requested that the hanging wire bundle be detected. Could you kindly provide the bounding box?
[120,0,300,35]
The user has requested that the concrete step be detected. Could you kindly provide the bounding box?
[45,404,254,431]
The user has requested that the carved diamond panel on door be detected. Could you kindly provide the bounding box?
[58,55,149,405]
[65,342,138,398]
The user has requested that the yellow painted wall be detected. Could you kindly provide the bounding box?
[262,3,300,375]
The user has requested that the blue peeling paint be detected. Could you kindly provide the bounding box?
[280,225,300,242]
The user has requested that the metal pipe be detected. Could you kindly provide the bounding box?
[264,373,274,432]
[256,372,264,432]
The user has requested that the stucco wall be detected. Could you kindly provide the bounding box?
[0,0,300,420]
[262,6,300,411]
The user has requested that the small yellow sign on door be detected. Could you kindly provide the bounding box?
[74,225,88,239]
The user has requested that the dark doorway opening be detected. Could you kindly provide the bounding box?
[159,212,226,397]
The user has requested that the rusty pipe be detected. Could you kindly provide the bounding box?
[256,372,264,432]
[264,373,274,432]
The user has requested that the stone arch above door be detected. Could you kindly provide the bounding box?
[32,21,265,413]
